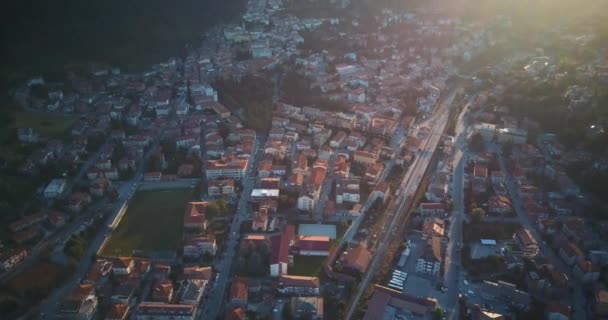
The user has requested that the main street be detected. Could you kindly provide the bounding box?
[344,85,460,319]
[200,134,266,320]
[442,95,475,319]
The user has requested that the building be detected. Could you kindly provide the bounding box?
[183,235,217,257]
[135,303,195,320]
[206,158,248,180]
[150,280,174,303]
[105,303,130,320]
[480,280,530,307]
[0,248,27,271]
[270,225,295,277]
[419,202,445,215]
[364,285,438,319]
[513,228,539,257]
[230,277,248,306]
[416,236,442,276]
[44,178,66,198]
[353,150,378,166]
[594,289,608,319]
[497,127,527,144]
[57,284,98,320]
[183,202,208,233]
[297,224,337,239]
[339,245,372,274]
[335,178,360,204]
[278,275,320,296]
[290,297,324,320]
[293,236,330,256]
[250,189,280,202]
[207,179,235,196]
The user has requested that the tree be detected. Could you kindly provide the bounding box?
[471,207,486,223]
[433,307,444,320]
[469,133,485,152]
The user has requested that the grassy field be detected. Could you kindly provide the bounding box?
[12,111,77,138]
[101,189,193,257]
[290,255,326,277]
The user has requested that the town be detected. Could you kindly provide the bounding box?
[1,0,608,320]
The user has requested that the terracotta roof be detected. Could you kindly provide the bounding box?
[341,245,372,273]
[106,303,129,320]
[225,307,246,320]
[364,285,437,319]
[279,275,320,288]
[230,277,248,301]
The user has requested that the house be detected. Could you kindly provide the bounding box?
[270,225,295,277]
[10,211,48,233]
[573,260,600,283]
[57,284,98,320]
[144,172,162,182]
[353,150,378,166]
[0,248,27,271]
[488,196,512,215]
[252,208,269,232]
[339,245,372,274]
[558,242,585,266]
[183,235,216,257]
[364,162,384,184]
[594,289,608,319]
[183,202,208,233]
[472,164,489,194]
[83,259,113,286]
[293,236,330,256]
[105,303,130,320]
[545,302,571,320]
[297,191,315,212]
[207,179,235,196]
[66,192,92,213]
[422,218,445,238]
[370,182,391,205]
[177,164,195,177]
[206,158,248,180]
[110,257,135,275]
[289,297,324,320]
[513,228,539,257]
[135,303,195,320]
[250,189,280,202]
[150,279,174,303]
[364,285,438,319]
[278,275,320,296]
[225,307,246,320]
[44,178,66,198]
[416,236,442,275]
[335,178,360,204]
[230,277,248,306]
[176,279,207,305]
[480,280,530,307]
[419,203,445,215]
[470,305,506,320]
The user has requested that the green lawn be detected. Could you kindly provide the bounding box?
[12,111,77,138]
[101,189,193,257]
[290,256,326,277]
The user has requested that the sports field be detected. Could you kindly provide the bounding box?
[101,189,192,257]
[12,111,77,137]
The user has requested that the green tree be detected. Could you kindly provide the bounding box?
[471,207,486,223]
[433,307,444,320]
[469,133,485,152]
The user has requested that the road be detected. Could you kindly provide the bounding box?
[441,95,475,319]
[344,85,460,320]
[199,135,266,320]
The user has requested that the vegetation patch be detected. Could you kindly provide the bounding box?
[290,256,326,277]
[12,111,77,138]
[101,189,193,256]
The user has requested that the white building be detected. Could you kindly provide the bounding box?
[44,179,66,198]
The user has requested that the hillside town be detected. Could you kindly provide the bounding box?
[1,0,608,320]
